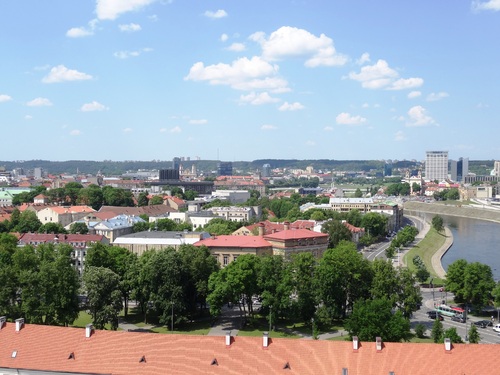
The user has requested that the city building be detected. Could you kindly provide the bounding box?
[36,205,95,227]
[449,157,469,183]
[425,151,448,181]
[90,214,146,242]
[217,161,233,176]
[113,230,211,256]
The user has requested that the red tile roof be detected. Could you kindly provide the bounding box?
[194,235,272,248]
[264,228,328,241]
[1,323,499,375]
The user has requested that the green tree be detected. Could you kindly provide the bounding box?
[15,210,42,233]
[77,184,104,210]
[133,221,150,232]
[468,324,480,343]
[442,327,463,344]
[184,190,198,201]
[414,323,426,338]
[346,209,362,227]
[431,318,444,343]
[83,266,123,330]
[431,215,444,232]
[444,259,468,302]
[102,186,134,207]
[361,212,388,238]
[321,219,353,249]
[354,188,363,198]
[137,192,149,207]
[344,298,411,342]
[149,195,164,205]
[69,222,89,234]
[38,222,68,234]
[289,252,318,323]
[315,241,373,319]
[64,182,84,205]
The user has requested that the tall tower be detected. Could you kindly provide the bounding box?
[425,151,448,181]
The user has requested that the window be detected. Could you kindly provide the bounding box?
[233,255,239,262]
[223,254,229,266]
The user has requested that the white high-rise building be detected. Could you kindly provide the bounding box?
[425,151,448,181]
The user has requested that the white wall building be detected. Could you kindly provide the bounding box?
[425,151,448,181]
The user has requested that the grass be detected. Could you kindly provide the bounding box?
[403,227,447,285]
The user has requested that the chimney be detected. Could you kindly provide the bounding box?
[15,318,24,332]
[352,336,359,351]
[375,336,382,351]
[0,316,6,329]
[263,331,269,348]
[444,338,452,351]
[85,323,94,338]
[225,331,232,347]
[258,223,265,237]
[284,221,290,230]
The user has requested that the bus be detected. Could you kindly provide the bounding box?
[434,304,465,318]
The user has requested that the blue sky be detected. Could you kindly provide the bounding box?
[1,0,500,163]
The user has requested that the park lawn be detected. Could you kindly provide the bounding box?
[71,311,115,331]
[404,227,446,285]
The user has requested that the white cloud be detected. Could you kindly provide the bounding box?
[70,129,82,136]
[251,26,348,67]
[123,127,133,133]
[324,126,334,131]
[408,91,422,99]
[356,52,370,65]
[114,48,152,59]
[476,102,489,108]
[278,101,305,111]
[426,92,449,101]
[189,119,208,125]
[170,126,181,133]
[336,112,367,125]
[27,97,53,107]
[119,23,142,32]
[220,33,229,42]
[80,101,109,112]
[306,140,316,146]
[0,94,12,102]
[185,56,288,92]
[240,92,280,105]
[348,59,423,90]
[159,128,167,132]
[261,124,277,130]
[394,130,407,141]
[25,115,33,120]
[406,105,436,127]
[204,9,228,19]
[66,19,98,38]
[226,43,246,52]
[96,0,156,20]
[42,65,92,83]
[472,0,500,11]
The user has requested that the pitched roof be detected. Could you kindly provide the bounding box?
[194,235,272,248]
[1,322,499,375]
[98,205,176,217]
[264,228,328,241]
[46,205,95,214]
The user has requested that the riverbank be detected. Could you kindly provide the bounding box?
[404,201,500,224]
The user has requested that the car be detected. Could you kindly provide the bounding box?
[427,311,444,321]
[493,324,500,333]
[451,315,465,323]
[474,320,493,328]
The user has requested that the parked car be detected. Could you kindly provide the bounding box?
[493,324,500,333]
[427,311,444,321]
[451,315,465,323]
[474,320,493,328]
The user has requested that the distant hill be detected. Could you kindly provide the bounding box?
[0,159,494,176]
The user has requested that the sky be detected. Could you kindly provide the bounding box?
[1,0,500,163]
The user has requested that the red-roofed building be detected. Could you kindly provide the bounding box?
[194,235,272,266]
[36,205,95,227]
[1,321,498,375]
[264,226,329,259]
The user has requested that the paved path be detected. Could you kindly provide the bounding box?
[207,305,242,336]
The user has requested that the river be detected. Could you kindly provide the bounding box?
[437,215,500,281]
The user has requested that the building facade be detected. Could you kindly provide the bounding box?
[425,151,448,181]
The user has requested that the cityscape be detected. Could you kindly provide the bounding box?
[2,0,500,374]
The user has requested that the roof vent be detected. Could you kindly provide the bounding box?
[15,318,24,332]
[68,352,75,360]
[263,331,269,348]
[342,369,348,375]
[139,356,146,363]
[376,336,382,351]
[352,336,359,351]
[85,323,94,338]
[283,362,291,370]
[444,338,452,351]
[0,316,6,329]
[211,358,218,366]
[225,331,232,347]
